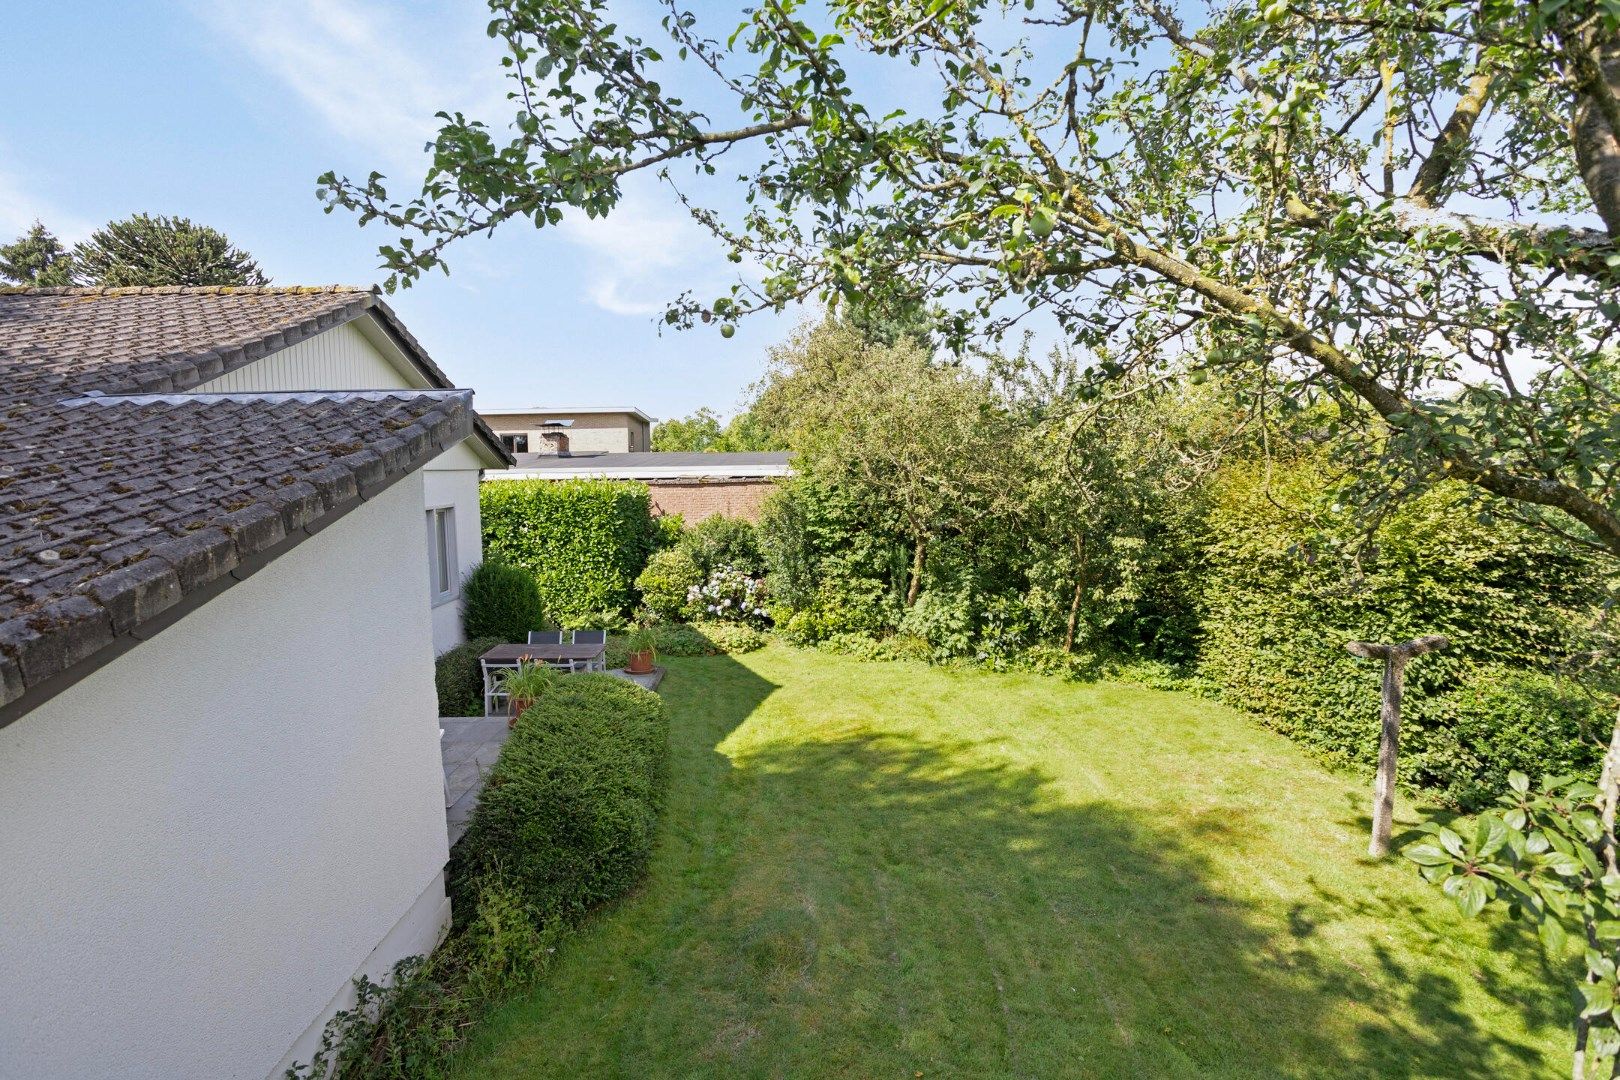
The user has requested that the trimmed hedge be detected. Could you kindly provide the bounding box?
[1197,457,1613,807]
[450,675,669,922]
[435,636,502,717]
[461,557,544,642]
[481,479,657,623]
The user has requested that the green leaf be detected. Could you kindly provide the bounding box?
[1405,843,1454,867]
[1443,874,1491,918]
[1582,980,1616,1019]
[1539,915,1568,955]
[1476,816,1509,858]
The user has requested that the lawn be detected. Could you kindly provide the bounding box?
[450,645,1571,1078]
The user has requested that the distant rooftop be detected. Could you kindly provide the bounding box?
[482,405,655,423]
[498,451,792,481]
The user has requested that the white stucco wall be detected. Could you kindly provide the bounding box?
[423,441,486,653]
[0,476,450,1080]
[193,315,495,655]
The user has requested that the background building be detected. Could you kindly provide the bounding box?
[481,406,654,456]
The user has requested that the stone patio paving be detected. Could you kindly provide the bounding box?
[441,666,665,846]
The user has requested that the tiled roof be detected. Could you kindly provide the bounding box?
[0,286,482,726]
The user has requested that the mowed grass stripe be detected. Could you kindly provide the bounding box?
[451,645,1570,1079]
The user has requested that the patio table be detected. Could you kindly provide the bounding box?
[480,642,608,667]
[479,642,610,717]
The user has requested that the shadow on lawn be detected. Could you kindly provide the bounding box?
[476,654,1564,1080]
[668,656,1556,1078]
[719,733,1555,1078]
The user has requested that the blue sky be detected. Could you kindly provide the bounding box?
[0,1,807,420]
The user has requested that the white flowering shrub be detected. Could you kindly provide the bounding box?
[687,565,770,625]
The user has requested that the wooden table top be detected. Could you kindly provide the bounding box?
[480,642,607,663]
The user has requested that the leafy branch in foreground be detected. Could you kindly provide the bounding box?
[1409,757,1620,1079]
[320,0,1620,563]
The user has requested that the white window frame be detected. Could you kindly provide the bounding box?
[425,505,458,608]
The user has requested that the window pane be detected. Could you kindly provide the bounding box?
[435,509,452,593]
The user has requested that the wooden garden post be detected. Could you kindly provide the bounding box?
[1345,635,1449,858]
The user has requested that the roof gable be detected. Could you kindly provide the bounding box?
[0,286,489,728]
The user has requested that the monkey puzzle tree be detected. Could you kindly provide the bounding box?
[0,222,74,286]
[72,214,267,287]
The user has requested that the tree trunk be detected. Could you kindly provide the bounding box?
[1063,536,1086,653]
[1572,32,1620,238]
[905,537,926,608]
[1347,636,1448,858]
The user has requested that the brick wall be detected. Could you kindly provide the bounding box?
[647,479,778,522]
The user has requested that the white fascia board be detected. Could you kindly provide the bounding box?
[490,464,791,481]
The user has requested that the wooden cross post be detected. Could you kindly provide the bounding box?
[1345,635,1449,858]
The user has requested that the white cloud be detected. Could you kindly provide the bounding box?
[558,181,757,318]
[192,0,740,317]
[189,0,506,172]
[558,186,722,315]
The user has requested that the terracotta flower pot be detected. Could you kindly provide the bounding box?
[626,650,654,675]
[507,695,534,729]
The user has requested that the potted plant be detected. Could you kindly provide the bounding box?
[625,626,657,675]
[499,659,556,728]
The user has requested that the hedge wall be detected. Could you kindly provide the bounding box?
[450,674,669,922]
[480,479,657,623]
[1196,456,1613,808]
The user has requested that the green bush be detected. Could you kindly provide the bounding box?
[677,514,765,576]
[451,675,669,922]
[818,631,933,663]
[655,622,762,656]
[461,558,544,642]
[898,586,977,659]
[653,513,685,550]
[481,480,657,623]
[774,574,900,644]
[1406,668,1606,808]
[1197,457,1614,807]
[435,636,503,716]
[558,608,628,632]
[684,621,768,653]
[636,548,703,620]
[289,878,557,1079]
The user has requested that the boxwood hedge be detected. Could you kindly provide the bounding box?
[481,479,657,623]
[435,636,502,717]
[450,675,669,922]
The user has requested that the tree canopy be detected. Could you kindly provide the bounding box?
[0,222,74,286]
[71,213,267,287]
[321,0,1620,559]
[651,405,786,451]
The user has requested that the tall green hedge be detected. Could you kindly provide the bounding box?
[450,675,669,922]
[1197,456,1613,807]
[480,479,657,623]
